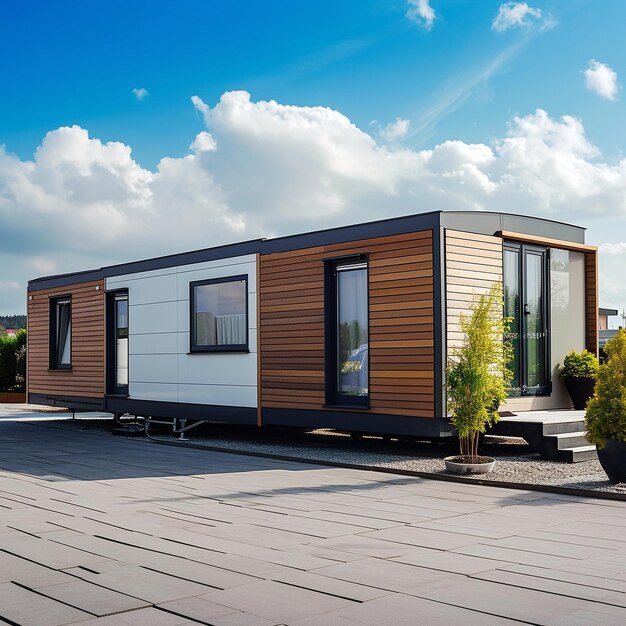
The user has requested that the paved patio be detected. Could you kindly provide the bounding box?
[1,420,626,625]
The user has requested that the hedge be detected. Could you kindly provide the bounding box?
[0,330,27,392]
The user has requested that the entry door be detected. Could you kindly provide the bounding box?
[503,243,549,396]
[107,292,129,395]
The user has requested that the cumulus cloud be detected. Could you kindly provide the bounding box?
[584,60,619,101]
[2,91,626,313]
[379,118,411,143]
[492,2,545,32]
[406,0,436,30]
[132,87,149,101]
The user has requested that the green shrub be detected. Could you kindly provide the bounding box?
[585,329,626,447]
[560,349,599,379]
[446,284,513,463]
[0,329,27,392]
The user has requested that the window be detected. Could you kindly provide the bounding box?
[325,258,369,406]
[503,242,550,396]
[190,276,248,352]
[50,296,71,369]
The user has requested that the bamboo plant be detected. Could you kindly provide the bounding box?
[446,284,513,463]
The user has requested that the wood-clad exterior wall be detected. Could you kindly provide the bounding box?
[259,230,435,419]
[27,280,105,399]
[585,250,599,355]
[445,229,503,353]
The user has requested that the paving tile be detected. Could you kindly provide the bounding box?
[489,535,615,560]
[472,568,622,603]
[500,563,626,594]
[200,580,355,622]
[409,577,596,623]
[65,563,213,604]
[332,591,521,625]
[311,557,463,593]
[391,547,505,575]
[361,525,484,550]
[157,596,242,621]
[1,534,110,569]
[270,569,392,601]
[0,581,91,626]
[0,551,77,587]
[32,578,150,616]
[450,542,586,569]
[549,606,626,625]
[113,607,202,625]
[208,611,276,626]
[308,535,417,558]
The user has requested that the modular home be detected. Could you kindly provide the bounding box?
[27,211,598,438]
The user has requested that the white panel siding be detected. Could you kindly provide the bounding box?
[177,353,256,386]
[129,354,178,384]
[119,273,177,305]
[130,333,179,355]
[129,301,178,335]
[177,384,257,408]
[129,382,178,402]
[107,254,257,407]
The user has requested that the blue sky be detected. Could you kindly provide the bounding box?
[1,0,626,321]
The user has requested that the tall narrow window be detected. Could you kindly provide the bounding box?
[115,294,129,390]
[190,276,248,352]
[325,258,369,406]
[50,297,71,369]
[503,243,550,396]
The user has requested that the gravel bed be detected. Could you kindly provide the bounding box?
[35,417,626,497]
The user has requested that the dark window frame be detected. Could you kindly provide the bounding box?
[503,241,551,397]
[49,295,72,370]
[106,289,129,396]
[189,275,249,354]
[323,254,370,408]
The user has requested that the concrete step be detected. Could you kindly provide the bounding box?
[552,431,591,450]
[542,419,586,436]
[561,445,598,463]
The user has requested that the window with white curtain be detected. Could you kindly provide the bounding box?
[190,276,248,352]
[50,296,72,369]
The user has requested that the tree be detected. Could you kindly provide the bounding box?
[446,284,513,463]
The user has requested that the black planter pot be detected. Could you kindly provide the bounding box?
[597,438,626,483]
[564,376,596,410]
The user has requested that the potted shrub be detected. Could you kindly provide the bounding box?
[585,329,626,483]
[444,284,512,475]
[560,349,599,410]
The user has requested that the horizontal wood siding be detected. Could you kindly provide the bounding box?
[585,250,598,355]
[28,280,105,398]
[259,231,435,419]
[445,229,503,354]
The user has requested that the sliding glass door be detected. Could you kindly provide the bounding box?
[504,243,549,396]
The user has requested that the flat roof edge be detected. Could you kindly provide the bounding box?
[28,210,588,289]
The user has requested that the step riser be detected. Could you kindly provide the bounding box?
[556,434,591,449]
[566,449,598,463]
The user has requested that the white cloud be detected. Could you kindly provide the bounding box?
[0,281,20,291]
[132,87,149,101]
[406,0,436,31]
[492,2,544,32]
[2,92,626,314]
[584,60,619,101]
[379,118,411,142]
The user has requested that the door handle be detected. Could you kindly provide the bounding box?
[524,304,530,315]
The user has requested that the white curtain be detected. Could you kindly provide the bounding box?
[216,314,246,345]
